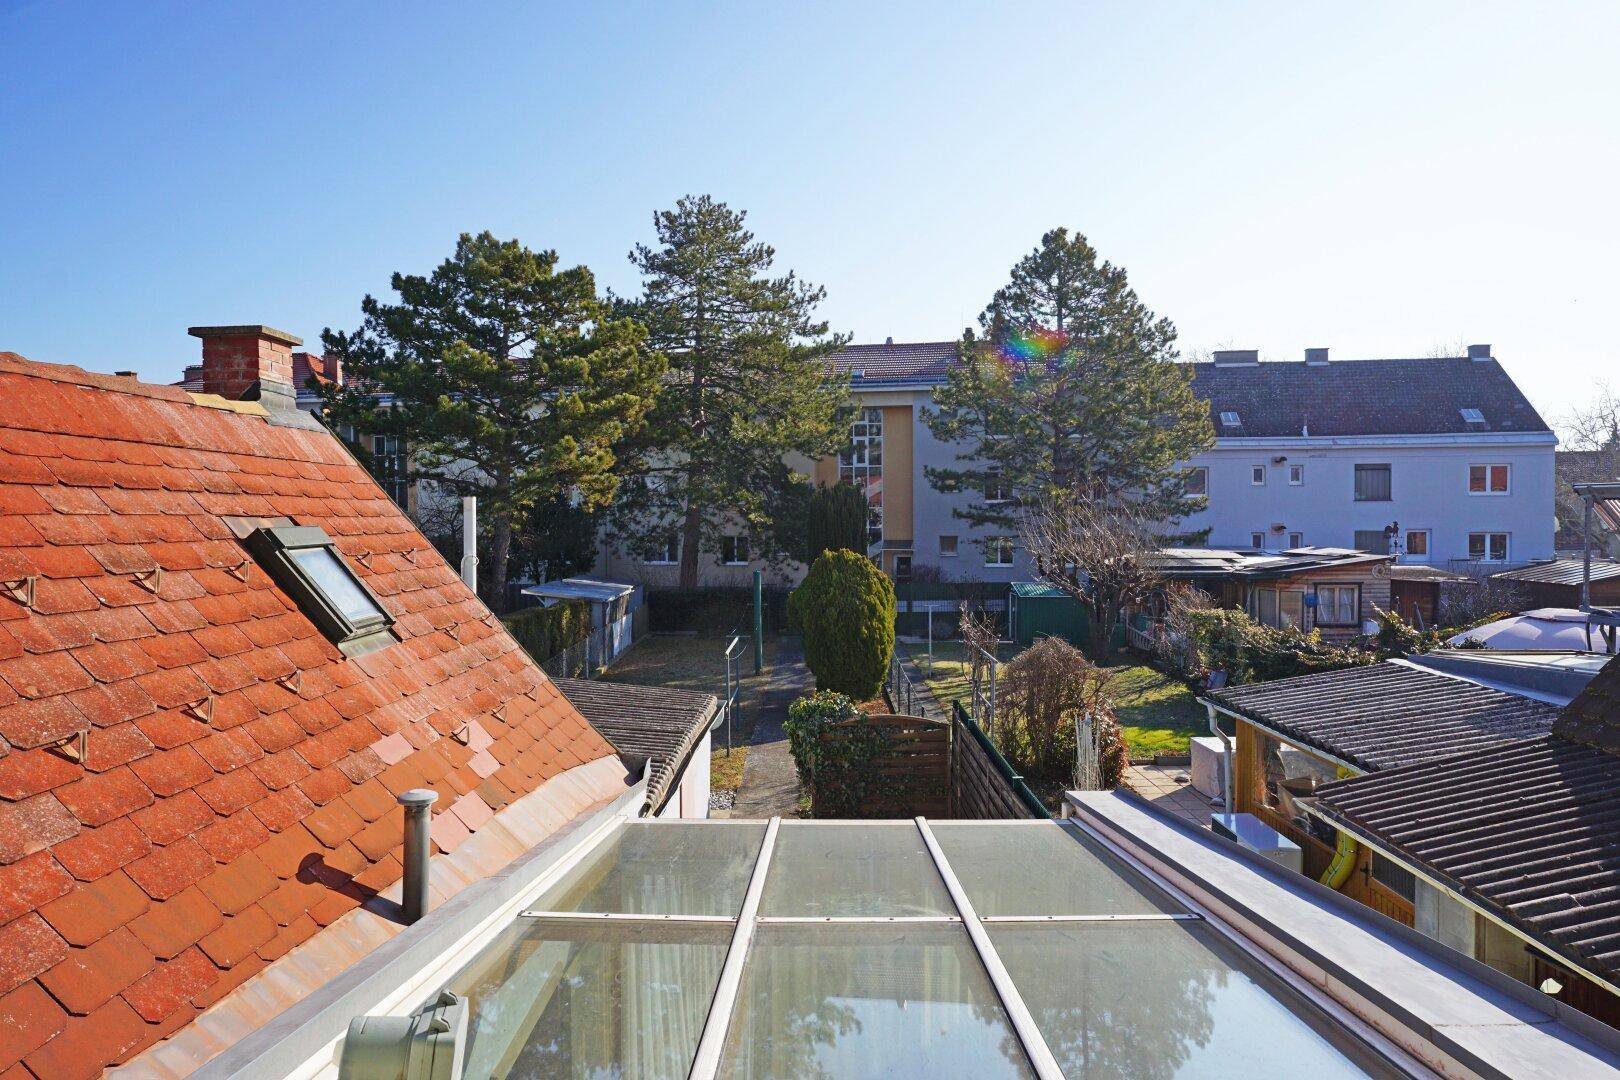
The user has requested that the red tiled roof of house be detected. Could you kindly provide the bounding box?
[0,352,618,1078]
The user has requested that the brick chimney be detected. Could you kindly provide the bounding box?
[187,325,301,409]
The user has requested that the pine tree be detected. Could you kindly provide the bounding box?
[925,229,1213,532]
[611,196,851,586]
[318,232,666,611]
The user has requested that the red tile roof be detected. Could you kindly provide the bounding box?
[0,352,618,1077]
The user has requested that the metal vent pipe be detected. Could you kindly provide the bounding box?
[398,788,438,924]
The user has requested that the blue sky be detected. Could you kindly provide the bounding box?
[3,1,1615,426]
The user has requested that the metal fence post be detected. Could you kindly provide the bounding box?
[753,569,764,675]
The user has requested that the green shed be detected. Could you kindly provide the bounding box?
[1007,582,1090,646]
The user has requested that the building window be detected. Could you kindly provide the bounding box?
[1250,532,1265,549]
[984,473,1011,504]
[1469,532,1510,563]
[838,407,884,549]
[721,535,749,565]
[1250,465,1266,486]
[245,525,394,655]
[371,435,410,510]
[644,532,680,565]
[1468,464,1510,495]
[1353,530,1391,555]
[893,554,913,583]
[1288,531,1303,548]
[1404,530,1430,562]
[939,535,959,557]
[1185,466,1208,496]
[1354,464,1391,502]
[1314,583,1361,627]
[1288,464,1304,486]
[986,536,1015,567]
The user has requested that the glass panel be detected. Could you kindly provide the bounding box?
[718,923,1034,1078]
[761,822,954,917]
[535,822,765,916]
[931,822,1183,916]
[450,919,729,1080]
[290,546,386,625]
[992,922,1383,1078]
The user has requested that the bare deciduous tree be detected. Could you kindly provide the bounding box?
[1437,570,1531,630]
[1018,495,1163,663]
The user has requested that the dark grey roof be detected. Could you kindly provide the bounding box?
[1189,358,1551,438]
[828,341,958,385]
[1315,731,1620,985]
[1495,558,1620,587]
[1208,661,1561,772]
[553,677,717,812]
[828,342,1550,438]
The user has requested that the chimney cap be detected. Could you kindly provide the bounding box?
[1467,343,1493,361]
[885,336,894,345]
[1212,349,1260,367]
[1304,347,1329,365]
[188,325,303,347]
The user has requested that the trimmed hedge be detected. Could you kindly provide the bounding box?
[501,600,591,663]
[646,586,791,635]
[788,550,895,700]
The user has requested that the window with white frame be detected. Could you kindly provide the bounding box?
[1469,532,1510,562]
[985,536,1015,567]
[720,535,749,565]
[371,435,410,510]
[939,535,958,557]
[1250,465,1266,486]
[984,472,1012,504]
[1314,584,1360,627]
[1468,464,1510,495]
[838,407,884,548]
[1220,411,1241,427]
[1185,466,1208,496]
[1404,530,1430,561]
[1288,464,1304,486]
[644,531,680,565]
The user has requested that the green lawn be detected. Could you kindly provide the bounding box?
[599,633,780,792]
[913,641,1203,758]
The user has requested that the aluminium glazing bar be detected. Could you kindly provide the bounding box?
[517,911,735,923]
[915,817,1064,1080]
[687,815,781,1080]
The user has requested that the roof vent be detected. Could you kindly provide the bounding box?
[1468,343,1493,361]
[1304,348,1329,366]
[114,370,138,378]
[1460,407,1485,424]
[885,336,894,345]
[1220,411,1241,427]
[1212,349,1260,367]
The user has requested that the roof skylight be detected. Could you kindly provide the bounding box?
[1460,407,1485,423]
[444,819,1399,1078]
[245,524,394,656]
[1220,410,1241,426]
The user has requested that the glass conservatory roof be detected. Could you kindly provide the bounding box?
[443,819,1400,1079]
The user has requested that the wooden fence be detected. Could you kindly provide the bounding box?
[812,713,950,818]
[949,701,1048,819]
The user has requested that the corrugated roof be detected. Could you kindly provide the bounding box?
[1010,582,1068,598]
[1152,546,1389,580]
[1208,661,1560,772]
[1495,558,1620,587]
[1315,734,1620,987]
[552,677,717,813]
[0,352,619,1077]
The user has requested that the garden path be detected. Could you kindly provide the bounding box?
[729,639,811,818]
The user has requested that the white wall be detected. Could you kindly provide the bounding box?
[1179,439,1557,565]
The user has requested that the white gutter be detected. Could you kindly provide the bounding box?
[1209,431,1557,449]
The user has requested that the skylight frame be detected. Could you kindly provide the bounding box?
[476,816,1409,1079]
[245,524,395,655]
[1220,410,1242,427]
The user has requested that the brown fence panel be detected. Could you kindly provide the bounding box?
[812,714,950,818]
[948,702,1048,819]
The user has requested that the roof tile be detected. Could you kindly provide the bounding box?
[37,926,155,1016]
[37,871,148,946]
[0,793,80,864]
[23,995,147,1080]
[195,853,277,916]
[129,790,213,846]
[0,851,73,925]
[197,904,276,968]
[0,912,68,995]
[126,886,224,962]
[0,695,86,749]
[0,980,67,1070]
[122,945,219,1023]
[126,837,214,900]
[51,817,152,881]
[0,746,82,800]
[130,745,213,797]
[54,767,154,827]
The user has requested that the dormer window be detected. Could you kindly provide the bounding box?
[1459,408,1485,424]
[246,525,395,656]
[1220,411,1241,427]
